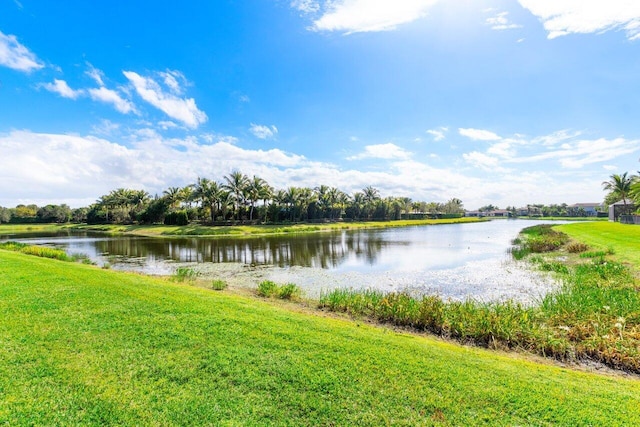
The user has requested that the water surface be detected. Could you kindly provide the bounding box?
[1,220,562,302]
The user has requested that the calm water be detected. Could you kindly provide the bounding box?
[0,220,563,302]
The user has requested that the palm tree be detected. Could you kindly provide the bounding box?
[193,177,225,222]
[223,171,250,220]
[284,187,300,221]
[163,187,183,210]
[246,176,269,221]
[630,172,640,205]
[602,172,633,206]
[362,186,380,220]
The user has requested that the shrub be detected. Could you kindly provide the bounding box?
[257,280,278,297]
[172,266,198,282]
[277,283,301,300]
[211,279,227,291]
[566,242,589,253]
[257,281,301,300]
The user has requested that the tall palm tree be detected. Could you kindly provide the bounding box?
[602,172,633,206]
[223,171,250,220]
[193,177,225,222]
[246,176,269,221]
[163,187,183,210]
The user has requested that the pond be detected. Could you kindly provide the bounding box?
[0,220,563,303]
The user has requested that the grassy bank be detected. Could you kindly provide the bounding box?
[1,250,640,425]
[556,221,640,270]
[320,224,640,372]
[0,217,483,238]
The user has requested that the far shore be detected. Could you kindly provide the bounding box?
[0,217,486,238]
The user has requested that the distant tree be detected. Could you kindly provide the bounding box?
[0,207,11,223]
[479,204,498,212]
[223,171,250,220]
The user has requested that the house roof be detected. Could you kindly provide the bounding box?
[570,203,602,208]
[609,200,636,206]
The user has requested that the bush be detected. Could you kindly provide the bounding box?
[257,281,301,300]
[164,210,189,226]
[566,242,589,253]
[257,280,278,297]
[211,279,227,291]
[172,266,198,282]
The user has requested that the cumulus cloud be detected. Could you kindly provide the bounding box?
[88,86,136,114]
[459,128,502,141]
[486,12,522,30]
[0,30,43,72]
[461,129,640,172]
[347,143,411,160]
[41,79,84,99]
[307,0,440,34]
[250,123,278,139]
[519,0,640,40]
[123,70,207,128]
[0,129,628,210]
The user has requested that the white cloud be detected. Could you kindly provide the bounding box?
[158,70,187,95]
[309,0,440,34]
[603,164,618,171]
[250,123,278,139]
[459,128,502,141]
[519,0,640,40]
[511,137,640,169]
[42,79,84,99]
[158,120,180,130]
[486,12,522,31]
[291,0,320,14]
[85,63,105,86]
[0,31,43,72]
[427,127,448,141]
[88,86,136,114]
[462,151,502,171]
[0,129,632,211]
[123,70,207,128]
[348,143,411,160]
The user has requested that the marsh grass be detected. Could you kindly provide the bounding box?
[0,241,72,261]
[171,266,198,282]
[211,279,227,290]
[320,225,640,372]
[257,280,301,300]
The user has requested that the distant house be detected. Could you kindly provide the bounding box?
[569,202,603,217]
[488,209,511,217]
[465,211,481,217]
[608,200,637,222]
[516,207,529,216]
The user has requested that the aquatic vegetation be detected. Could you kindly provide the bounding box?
[211,279,228,290]
[257,280,301,300]
[320,224,640,373]
[0,241,71,261]
[172,266,198,282]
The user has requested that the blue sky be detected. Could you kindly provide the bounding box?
[1,0,640,209]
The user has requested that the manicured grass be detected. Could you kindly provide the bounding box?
[556,221,640,270]
[59,217,484,237]
[1,250,640,425]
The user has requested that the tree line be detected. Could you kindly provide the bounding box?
[0,171,466,225]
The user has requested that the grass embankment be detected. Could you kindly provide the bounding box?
[57,217,483,237]
[2,251,640,424]
[321,224,640,373]
[556,221,640,271]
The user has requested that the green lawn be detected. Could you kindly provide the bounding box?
[556,221,640,270]
[1,250,640,425]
